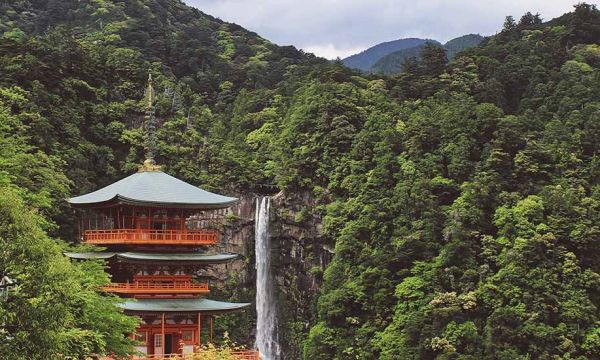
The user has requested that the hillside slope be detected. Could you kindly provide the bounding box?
[306,5,600,359]
[0,0,324,195]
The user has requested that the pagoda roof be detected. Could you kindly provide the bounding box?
[68,170,237,209]
[120,298,251,314]
[64,252,116,260]
[64,252,239,263]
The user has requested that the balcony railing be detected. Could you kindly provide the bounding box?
[83,229,218,245]
[129,350,260,360]
[101,281,209,295]
[231,351,261,360]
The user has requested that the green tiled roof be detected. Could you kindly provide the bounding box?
[64,252,239,263]
[64,252,116,259]
[118,252,238,263]
[120,298,251,313]
[68,171,237,209]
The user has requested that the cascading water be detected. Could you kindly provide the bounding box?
[255,197,281,360]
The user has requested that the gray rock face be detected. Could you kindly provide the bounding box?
[207,191,330,359]
[268,191,331,359]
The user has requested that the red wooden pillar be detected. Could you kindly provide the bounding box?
[197,313,202,346]
[209,316,213,344]
[161,313,165,357]
[149,208,153,237]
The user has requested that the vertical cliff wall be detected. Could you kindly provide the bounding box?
[209,191,331,359]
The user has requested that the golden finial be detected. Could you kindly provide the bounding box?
[138,158,162,172]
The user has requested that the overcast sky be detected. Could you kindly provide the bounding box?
[184,0,577,59]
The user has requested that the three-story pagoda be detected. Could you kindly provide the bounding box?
[65,76,254,359]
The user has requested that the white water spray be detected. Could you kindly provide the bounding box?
[255,197,280,360]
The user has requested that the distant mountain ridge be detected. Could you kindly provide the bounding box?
[341,38,433,71]
[343,34,484,75]
[370,40,442,75]
[443,34,484,59]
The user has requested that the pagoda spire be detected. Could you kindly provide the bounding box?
[140,73,161,172]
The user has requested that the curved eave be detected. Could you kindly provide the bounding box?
[63,252,239,264]
[120,298,251,314]
[64,252,116,260]
[117,252,239,264]
[69,194,239,210]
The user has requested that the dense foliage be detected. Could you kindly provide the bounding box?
[306,5,600,359]
[0,89,138,358]
[1,0,600,359]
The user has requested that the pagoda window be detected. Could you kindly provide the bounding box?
[152,221,166,231]
[151,209,167,231]
[79,209,117,231]
[154,333,162,348]
[135,215,149,230]
[181,330,194,343]
[171,213,183,230]
[135,331,148,344]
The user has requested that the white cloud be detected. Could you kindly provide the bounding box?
[303,44,368,60]
[185,0,576,59]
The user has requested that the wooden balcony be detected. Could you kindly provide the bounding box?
[129,350,260,359]
[101,282,209,295]
[83,229,218,245]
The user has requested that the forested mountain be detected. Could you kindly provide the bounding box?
[370,41,439,75]
[1,1,600,359]
[0,0,322,357]
[444,33,484,59]
[371,34,484,75]
[342,37,432,71]
[0,0,325,237]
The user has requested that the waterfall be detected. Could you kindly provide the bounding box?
[255,197,281,360]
